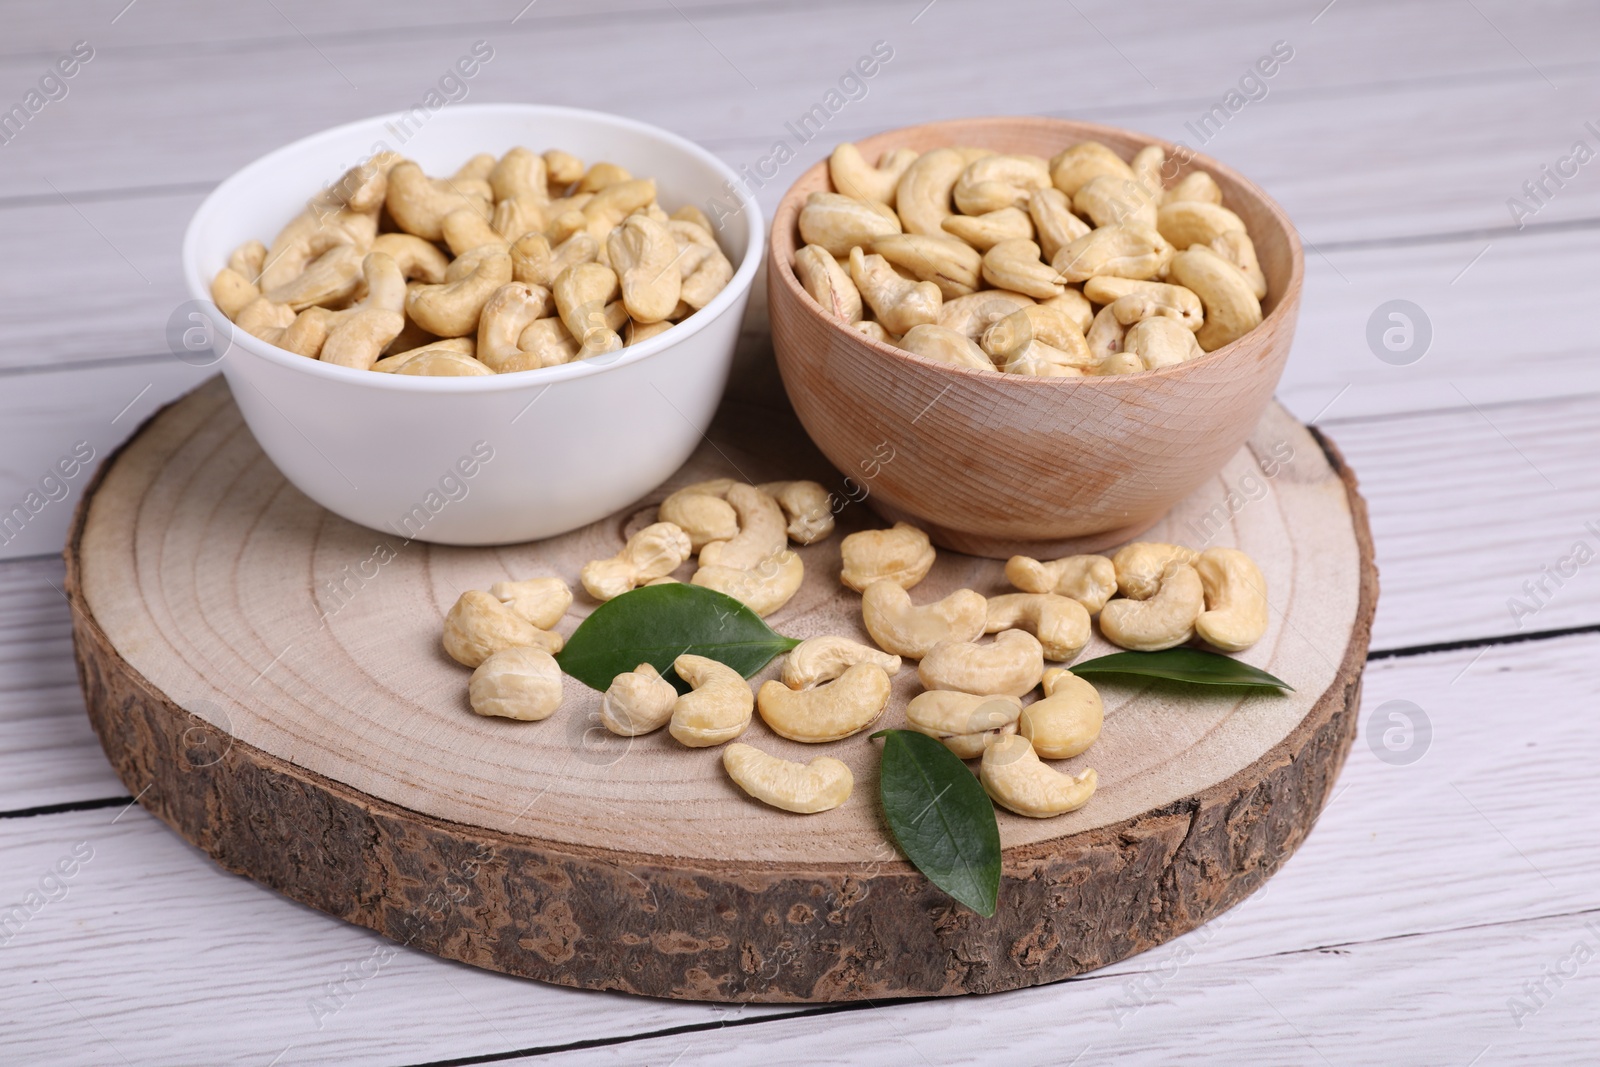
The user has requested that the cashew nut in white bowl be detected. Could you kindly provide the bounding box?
[757,662,892,743]
[489,576,572,630]
[861,581,987,660]
[1098,562,1205,651]
[658,478,738,551]
[781,636,901,689]
[1111,542,1200,600]
[985,593,1091,662]
[1005,554,1117,614]
[917,629,1045,698]
[904,690,1022,759]
[722,743,852,814]
[1194,547,1269,652]
[581,522,693,601]
[757,480,835,544]
[668,654,753,747]
[442,589,563,669]
[698,484,788,569]
[691,549,804,617]
[184,106,765,549]
[469,646,565,721]
[601,662,678,736]
[1020,668,1102,759]
[839,522,936,592]
[980,734,1097,818]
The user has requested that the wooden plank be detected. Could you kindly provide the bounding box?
[1,634,1593,1063]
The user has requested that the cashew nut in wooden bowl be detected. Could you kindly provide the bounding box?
[768,116,1303,559]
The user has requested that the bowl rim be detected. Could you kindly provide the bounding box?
[183,102,764,392]
[768,114,1304,388]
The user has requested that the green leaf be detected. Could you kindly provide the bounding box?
[871,729,1001,917]
[1069,648,1293,690]
[555,583,799,693]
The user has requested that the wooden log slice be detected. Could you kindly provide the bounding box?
[66,377,1375,1003]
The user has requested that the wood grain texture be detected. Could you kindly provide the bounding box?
[63,378,1372,1001]
[769,116,1303,556]
[8,634,1598,1066]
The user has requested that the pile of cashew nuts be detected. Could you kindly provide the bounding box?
[792,140,1268,375]
[434,474,1268,820]
[210,149,733,374]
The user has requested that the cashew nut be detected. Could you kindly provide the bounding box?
[1028,187,1091,262]
[406,247,513,337]
[854,320,898,345]
[722,743,852,814]
[1051,225,1174,283]
[668,654,753,747]
[904,691,1022,759]
[476,282,552,371]
[601,662,678,736]
[385,160,492,242]
[937,289,1036,339]
[511,231,598,288]
[1073,174,1157,232]
[1130,145,1166,207]
[758,480,835,544]
[1040,289,1094,334]
[392,348,495,376]
[757,662,892,742]
[1209,230,1268,300]
[1099,562,1204,651]
[797,191,902,257]
[543,148,584,191]
[793,244,863,323]
[1194,547,1269,652]
[581,521,693,601]
[1049,141,1133,197]
[580,177,657,239]
[980,734,1097,817]
[278,307,338,359]
[1083,278,1203,331]
[1094,351,1146,376]
[1156,201,1246,250]
[839,522,935,592]
[870,233,982,299]
[953,154,1051,215]
[211,265,259,320]
[829,143,919,206]
[849,247,941,335]
[1005,553,1117,613]
[263,243,365,310]
[490,577,572,630]
[1124,315,1204,369]
[627,317,675,345]
[1165,244,1262,351]
[678,236,733,310]
[508,317,579,369]
[1112,542,1200,599]
[898,323,994,372]
[896,147,988,236]
[259,207,376,293]
[443,589,563,668]
[981,238,1065,300]
[1167,170,1222,205]
[699,483,788,570]
[493,195,547,242]
[1020,668,1102,759]
[659,478,738,551]
[1085,304,1127,361]
[608,214,682,324]
[782,636,901,689]
[997,342,1086,377]
[468,646,564,721]
[941,206,1034,251]
[371,233,450,283]
[861,581,987,660]
[986,593,1091,662]
[489,146,550,206]
[980,304,1091,364]
[553,262,623,354]
[692,549,804,617]
[320,308,405,371]
[441,207,509,257]
[918,629,1045,698]
[371,337,473,372]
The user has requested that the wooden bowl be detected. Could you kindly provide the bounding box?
[768,116,1304,558]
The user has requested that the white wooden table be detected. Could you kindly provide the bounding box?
[4,2,1598,1063]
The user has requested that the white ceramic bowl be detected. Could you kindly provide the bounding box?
[182,104,762,545]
